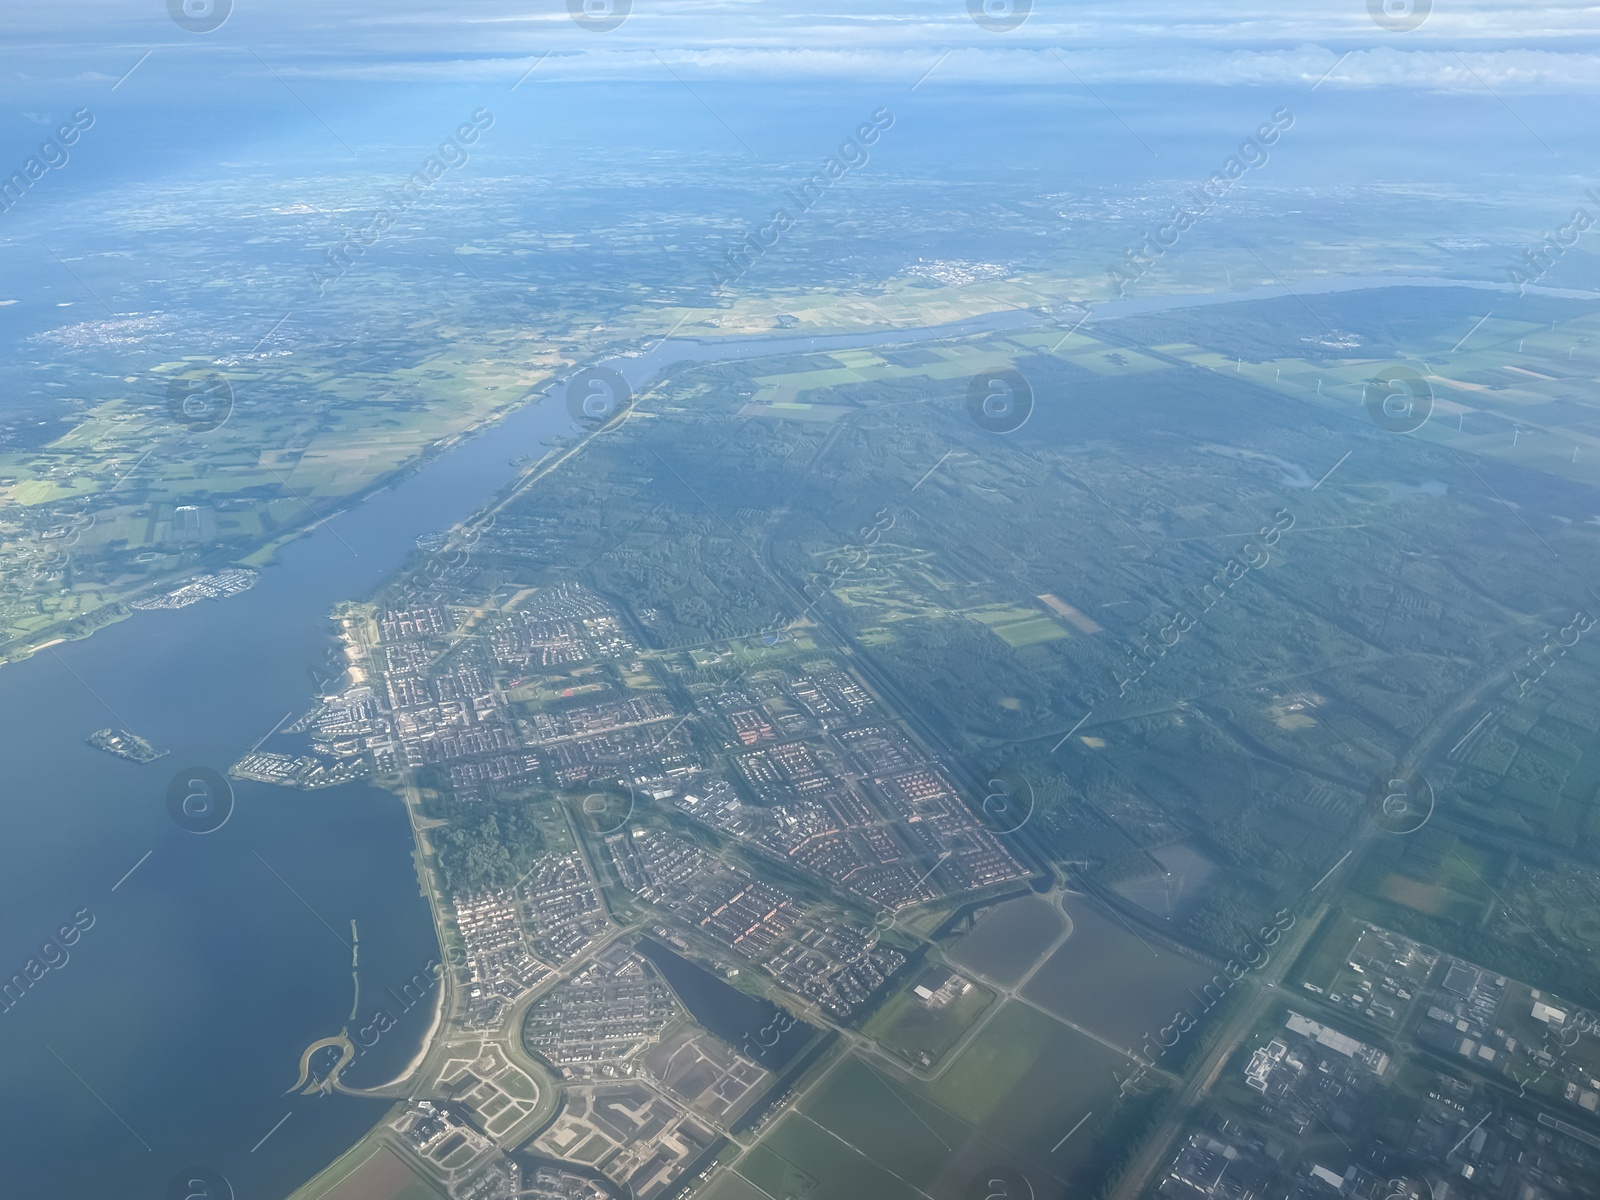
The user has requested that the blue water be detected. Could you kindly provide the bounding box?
[0,388,572,1199]
[635,940,816,1071]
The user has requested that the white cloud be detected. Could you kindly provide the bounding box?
[5,0,1599,91]
[239,44,1600,93]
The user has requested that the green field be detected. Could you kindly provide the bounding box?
[966,603,1073,648]
[861,974,996,1068]
[708,1000,1136,1200]
[289,1140,447,1200]
[738,1110,930,1200]
[923,1001,1128,1169]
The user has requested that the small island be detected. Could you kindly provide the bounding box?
[87,728,169,764]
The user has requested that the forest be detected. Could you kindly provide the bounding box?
[430,801,547,892]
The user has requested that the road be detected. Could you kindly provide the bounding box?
[1107,902,1331,1200]
[1106,633,1549,1196]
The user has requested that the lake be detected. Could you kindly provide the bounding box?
[636,940,817,1071]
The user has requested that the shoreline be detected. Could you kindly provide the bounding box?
[0,377,559,673]
[366,965,446,1094]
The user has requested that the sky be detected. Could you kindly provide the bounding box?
[1,0,1596,95]
[0,0,1591,292]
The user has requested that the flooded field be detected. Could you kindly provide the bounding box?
[1020,896,1218,1049]
[947,896,1066,985]
[1110,844,1220,922]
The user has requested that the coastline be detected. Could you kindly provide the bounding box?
[366,968,446,1094]
[0,376,560,672]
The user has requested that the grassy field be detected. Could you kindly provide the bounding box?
[965,603,1072,648]
[290,1140,446,1200]
[737,1111,929,1200]
[861,975,996,1068]
[1293,910,1368,992]
[923,1001,1128,1168]
[703,998,1134,1200]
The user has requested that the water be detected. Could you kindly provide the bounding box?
[1082,274,1600,319]
[0,388,574,1199]
[1110,845,1220,921]
[636,940,816,1071]
[608,305,1049,388]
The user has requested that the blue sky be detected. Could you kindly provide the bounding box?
[0,0,1591,235]
[4,0,1598,94]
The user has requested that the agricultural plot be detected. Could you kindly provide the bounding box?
[293,1143,447,1200]
[861,973,996,1070]
[947,896,1066,986]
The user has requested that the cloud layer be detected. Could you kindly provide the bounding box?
[12,0,1600,92]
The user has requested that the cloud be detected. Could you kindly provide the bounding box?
[5,0,1599,92]
[238,44,1600,93]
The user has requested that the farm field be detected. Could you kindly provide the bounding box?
[861,973,996,1069]
[947,895,1066,985]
